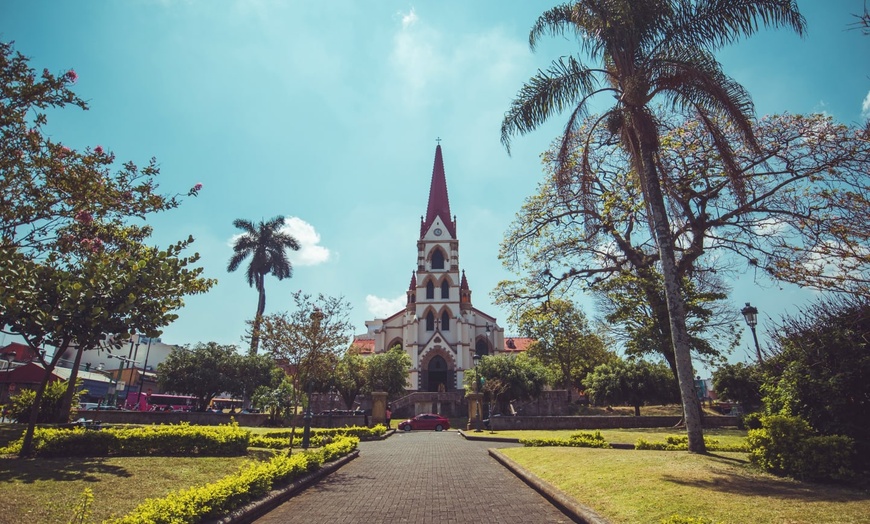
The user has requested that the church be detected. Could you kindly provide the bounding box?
[353,144,532,410]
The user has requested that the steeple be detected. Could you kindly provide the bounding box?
[421,144,456,238]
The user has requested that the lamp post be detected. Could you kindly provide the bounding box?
[472,354,483,432]
[741,302,763,363]
[302,307,324,449]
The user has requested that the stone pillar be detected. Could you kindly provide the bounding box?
[466,392,483,432]
[371,391,388,427]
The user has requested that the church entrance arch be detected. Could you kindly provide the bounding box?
[423,354,453,392]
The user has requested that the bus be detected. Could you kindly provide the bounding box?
[125,392,197,412]
[208,397,244,413]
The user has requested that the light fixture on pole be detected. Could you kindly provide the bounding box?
[741,302,763,363]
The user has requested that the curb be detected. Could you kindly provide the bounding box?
[489,448,611,524]
[457,429,521,443]
[211,450,360,524]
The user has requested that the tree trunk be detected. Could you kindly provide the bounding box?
[637,146,706,454]
[20,342,68,457]
[58,344,86,422]
[250,275,267,355]
[634,403,641,417]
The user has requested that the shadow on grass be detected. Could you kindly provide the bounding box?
[661,464,870,503]
[0,457,133,483]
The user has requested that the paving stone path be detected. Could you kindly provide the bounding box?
[254,430,575,523]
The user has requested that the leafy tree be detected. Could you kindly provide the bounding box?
[226,352,280,404]
[259,292,354,442]
[584,359,679,416]
[517,299,612,399]
[252,371,296,425]
[468,353,549,415]
[762,295,870,469]
[158,342,242,411]
[335,347,368,409]
[227,217,301,354]
[365,344,411,400]
[500,0,805,452]
[6,380,81,423]
[711,362,762,411]
[0,41,213,456]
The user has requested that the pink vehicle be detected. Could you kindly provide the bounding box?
[125,391,197,412]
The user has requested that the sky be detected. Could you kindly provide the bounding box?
[1,1,868,372]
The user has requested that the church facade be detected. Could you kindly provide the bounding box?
[353,144,514,393]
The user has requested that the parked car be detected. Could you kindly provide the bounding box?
[397,413,451,431]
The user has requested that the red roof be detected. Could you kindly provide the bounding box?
[503,337,535,352]
[351,337,376,354]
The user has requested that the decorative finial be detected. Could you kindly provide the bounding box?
[436,137,442,145]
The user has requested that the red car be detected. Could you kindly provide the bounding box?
[397,413,451,431]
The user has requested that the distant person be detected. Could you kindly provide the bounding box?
[385,405,392,429]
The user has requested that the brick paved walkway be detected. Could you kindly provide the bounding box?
[254,430,575,523]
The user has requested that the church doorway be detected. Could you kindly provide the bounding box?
[425,355,452,392]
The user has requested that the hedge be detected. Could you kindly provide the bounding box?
[635,435,749,452]
[107,435,359,524]
[520,431,611,448]
[1,423,250,457]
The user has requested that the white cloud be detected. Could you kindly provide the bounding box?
[227,216,331,267]
[365,294,406,318]
[862,90,870,120]
[400,7,418,29]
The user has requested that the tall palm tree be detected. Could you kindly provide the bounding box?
[228,216,300,354]
[502,0,804,452]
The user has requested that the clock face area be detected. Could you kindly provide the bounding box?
[433,228,442,236]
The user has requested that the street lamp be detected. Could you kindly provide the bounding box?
[302,307,324,449]
[741,302,763,363]
[472,354,483,432]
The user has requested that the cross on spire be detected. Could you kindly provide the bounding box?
[436,137,441,145]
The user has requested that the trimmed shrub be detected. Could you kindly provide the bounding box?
[520,431,610,448]
[108,435,359,524]
[747,415,855,482]
[1,422,250,457]
[635,435,748,452]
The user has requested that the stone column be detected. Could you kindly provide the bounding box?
[466,392,483,432]
[371,391,388,427]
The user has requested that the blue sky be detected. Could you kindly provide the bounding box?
[2,1,868,370]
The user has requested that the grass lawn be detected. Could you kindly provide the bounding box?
[0,454,252,523]
[489,427,750,447]
[500,446,870,524]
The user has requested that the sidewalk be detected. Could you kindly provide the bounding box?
[253,430,580,523]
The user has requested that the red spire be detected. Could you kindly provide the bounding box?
[409,271,417,291]
[460,270,469,290]
[421,144,456,238]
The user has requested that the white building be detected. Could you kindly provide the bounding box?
[354,144,531,395]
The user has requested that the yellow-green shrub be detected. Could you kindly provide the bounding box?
[635,435,748,452]
[109,435,358,524]
[520,431,610,448]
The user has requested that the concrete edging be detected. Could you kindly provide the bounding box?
[489,448,611,524]
[210,450,360,524]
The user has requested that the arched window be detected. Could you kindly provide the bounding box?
[431,249,445,270]
[441,281,449,299]
[426,311,435,331]
[475,338,489,358]
[441,311,450,331]
[426,280,435,299]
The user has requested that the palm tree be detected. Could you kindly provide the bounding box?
[228,216,300,354]
[501,0,804,453]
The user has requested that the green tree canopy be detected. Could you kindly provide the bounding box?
[158,342,252,411]
[584,358,679,416]
[365,344,411,400]
[762,295,870,469]
[0,41,213,456]
[711,362,762,411]
[335,347,368,409]
[517,299,613,398]
[468,353,549,414]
